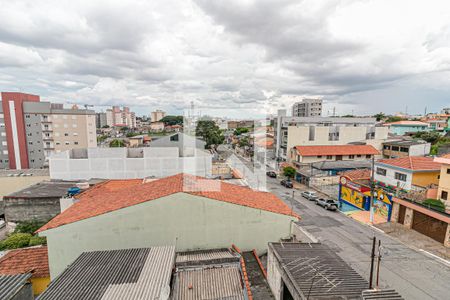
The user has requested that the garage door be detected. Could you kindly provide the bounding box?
[412,211,447,244]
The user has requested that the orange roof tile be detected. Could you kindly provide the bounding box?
[295,145,379,157]
[340,169,371,181]
[38,174,298,233]
[377,157,441,171]
[0,246,49,278]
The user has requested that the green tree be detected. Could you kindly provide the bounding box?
[0,233,32,250]
[234,127,249,136]
[102,125,110,128]
[373,112,385,121]
[238,137,250,148]
[413,131,442,144]
[283,166,296,179]
[160,115,184,126]
[14,220,46,235]
[28,235,47,247]
[196,120,225,149]
[385,116,403,123]
[109,139,125,147]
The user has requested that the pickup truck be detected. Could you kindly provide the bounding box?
[301,191,318,201]
[316,199,339,211]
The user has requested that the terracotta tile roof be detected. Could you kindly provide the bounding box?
[37,174,298,233]
[377,157,441,171]
[0,246,49,278]
[340,169,371,180]
[386,121,429,126]
[295,145,379,157]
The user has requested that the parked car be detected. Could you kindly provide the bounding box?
[280,179,293,188]
[316,199,338,211]
[266,171,277,178]
[301,191,318,201]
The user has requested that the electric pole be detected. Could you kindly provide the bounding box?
[370,156,375,224]
[376,239,382,288]
[369,236,376,289]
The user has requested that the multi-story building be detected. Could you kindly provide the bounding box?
[274,110,389,161]
[105,106,136,128]
[0,92,97,169]
[434,154,450,208]
[292,98,322,117]
[151,109,166,122]
[95,112,107,128]
[382,140,431,158]
[291,145,379,164]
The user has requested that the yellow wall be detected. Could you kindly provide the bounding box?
[412,171,440,188]
[31,277,50,295]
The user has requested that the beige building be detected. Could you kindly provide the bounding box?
[51,109,96,152]
[434,154,450,212]
[151,110,166,122]
[291,145,379,164]
[150,121,165,131]
[105,106,137,128]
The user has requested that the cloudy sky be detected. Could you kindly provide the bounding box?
[1,0,450,118]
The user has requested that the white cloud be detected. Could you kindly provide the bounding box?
[0,0,449,116]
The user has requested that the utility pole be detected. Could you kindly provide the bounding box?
[290,190,295,215]
[376,239,382,288]
[369,236,376,289]
[370,155,375,224]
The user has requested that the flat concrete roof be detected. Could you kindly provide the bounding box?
[0,169,49,177]
[5,181,80,198]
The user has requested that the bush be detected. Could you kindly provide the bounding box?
[28,236,47,247]
[0,233,32,250]
[14,220,46,235]
[422,199,445,212]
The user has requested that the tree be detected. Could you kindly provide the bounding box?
[234,127,249,136]
[160,115,184,126]
[414,131,442,144]
[109,139,125,147]
[196,120,225,149]
[385,116,403,123]
[238,137,250,148]
[373,112,385,121]
[283,166,296,179]
[0,233,32,250]
[14,220,47,235]
[102,125,110,128]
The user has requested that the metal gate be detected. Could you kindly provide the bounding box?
[412,211,447,244]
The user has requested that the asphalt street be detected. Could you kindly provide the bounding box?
[266,176,450,300]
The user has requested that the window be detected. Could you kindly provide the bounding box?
[326,155,333,159]
[400,147,409,153]
[441,191,448,200]
[1,141,6,146]
[376,168,387,176]
[64,133,69,136]
[63,124,68,128]
[73,133,78,136]
[65,141,70,145]
[74,141,79,145]
[1,132,5,136]
[395,172,407,182]
[56,142,61,145]
[28,141,33,145]
[0,113,3,118]
[317,155,322,158]
[72,124,77,128]
[357,154,362,158]
[447,168,450,174]
[2,150,7,155]
[349,155,355,159]
[366,155,371,158]
[392,146,399,151]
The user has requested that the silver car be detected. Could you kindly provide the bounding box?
[301,191,318,201]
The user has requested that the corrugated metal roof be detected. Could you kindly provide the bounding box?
[172,265,245,300]
[362,289,404,300]
[175,248,239,267]
[0,274,31,300]
[270,243,368,299]
[38,246,175,300]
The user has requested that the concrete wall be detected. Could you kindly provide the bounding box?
[409,143,431,156]
[41,192,296,278]
[49,147,212,180]
[0,176,49,200]
[267,246,283,300]
[3,196,60,222]
[374,164,413,190]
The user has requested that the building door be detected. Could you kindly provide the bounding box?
[398,205,406,225]
[336,155,343,161]
[412,211,447,244]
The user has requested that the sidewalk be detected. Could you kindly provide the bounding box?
[375,222,450,260]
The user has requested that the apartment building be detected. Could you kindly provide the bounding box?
[274,110,388,161]
[105,106,136,128]
[291,145,379,164]
[95,112,107,128]
[292,97,322,117]
[151,109,166,122]
[0,92,97,169]
[382,140,431,158]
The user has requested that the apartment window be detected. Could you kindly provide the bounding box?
[53,115,58,119]
[1,132,5,136]
[447,168,450,174]
[28,141,33,145]
[65,141,70,145]
[400,147,409,153]
[349,155,355,159]
[54,124,59,128]
[383,145,390,150]
[73,133,78,136]
[0,113,3,118]
[366,155,371,158]
[27,133,32,136]
[25,114,30,118]
[26,124,31,127]
[441,191,448,200]
[64,124,68,128]
[64,133,69,136]
[376,168,387,176]
[55,133,60,137]
[56,142,61,145]
[395,172,407,182]
[74,141,79,145]
[1,141,6,146]
[392,146,399,151]
[31,159,35,163]
[2,150,7,155]
[317,155,322,158]
[0,123,4,127]
[72,124,77,128]
[326,155,333,159]
[357,154,362,158]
